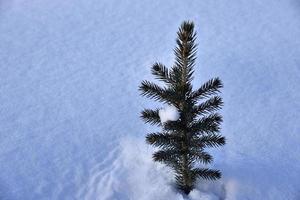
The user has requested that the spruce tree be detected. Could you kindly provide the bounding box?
[139,21,225,195]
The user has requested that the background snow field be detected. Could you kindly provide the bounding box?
[0,0,300,199]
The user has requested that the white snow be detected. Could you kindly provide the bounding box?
[158,105,180,124]
[0,0,300,200]
[84,136,228,200]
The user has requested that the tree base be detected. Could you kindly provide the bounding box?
[181,186,193,195]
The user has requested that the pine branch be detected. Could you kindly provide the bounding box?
[194,96,223,116]
[195,134,226,148]
[190,113,223,134]
[169,65,181,86]
[192,168,221,180]
[151,62,173,85]
[140,108,161,126]
[146,132,182,148]
[139,80,166,101]
[191,78,223,101]
[153,149,180,163]
[139,80,179,105]
[189,150,213,164]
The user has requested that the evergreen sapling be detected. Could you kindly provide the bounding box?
[139,21,226,195]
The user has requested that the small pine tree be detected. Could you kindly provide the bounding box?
[139,21,226,195]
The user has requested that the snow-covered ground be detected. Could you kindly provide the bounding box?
[0,0,300,199]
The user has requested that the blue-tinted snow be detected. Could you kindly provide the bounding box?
[0,0,299,199]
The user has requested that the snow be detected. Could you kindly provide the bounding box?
[0,0,300,200]
[158,105,180,124]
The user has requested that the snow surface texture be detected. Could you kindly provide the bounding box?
[80,137,237,200]
[159,105,180,124]
[0,0,300,200]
